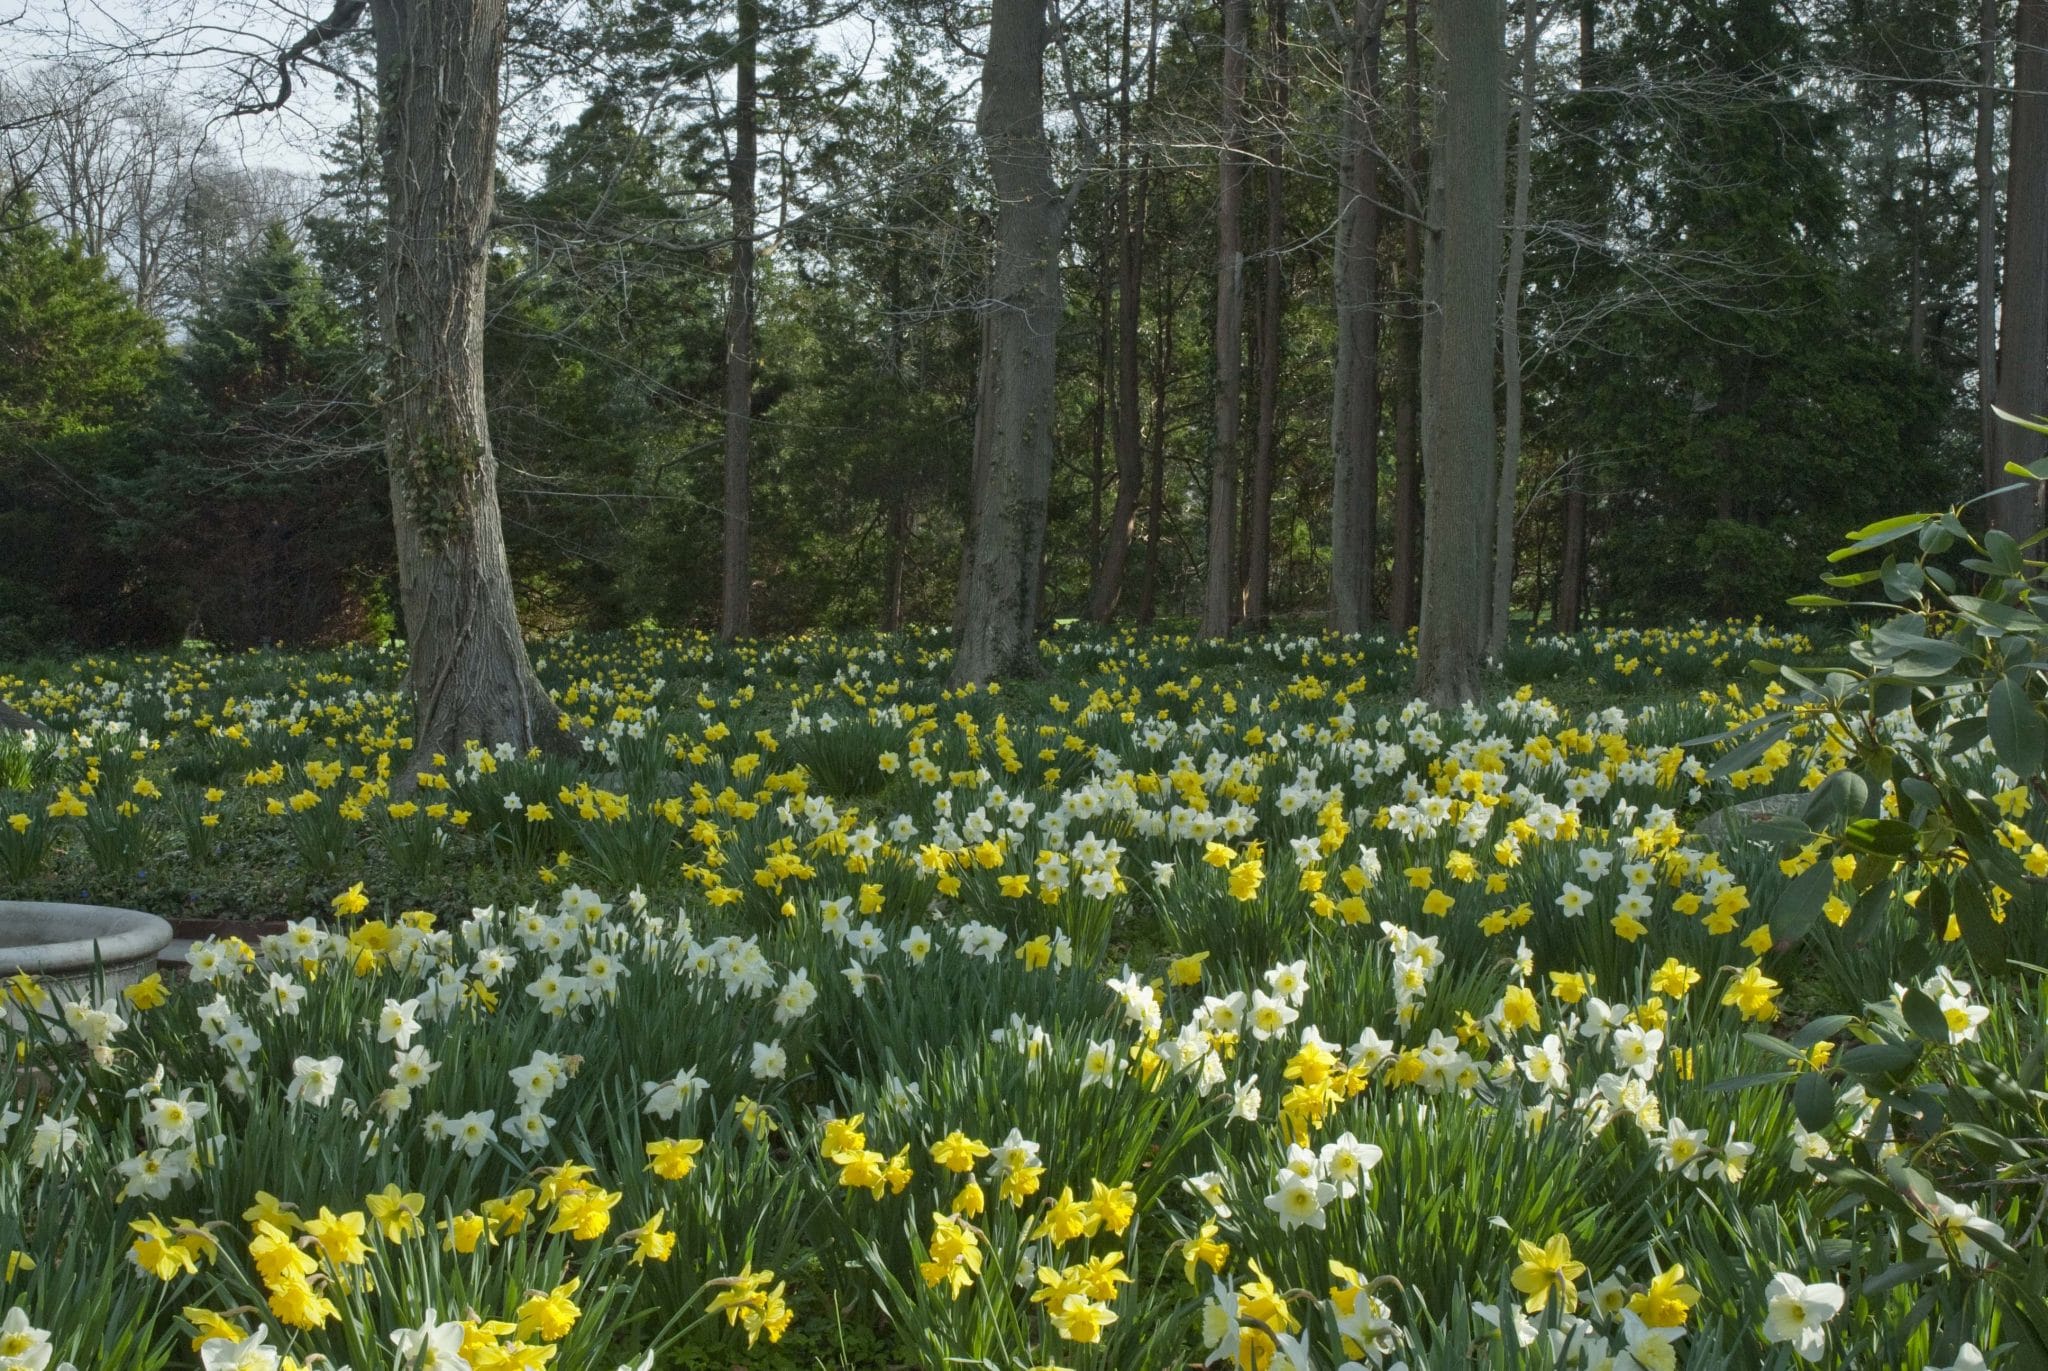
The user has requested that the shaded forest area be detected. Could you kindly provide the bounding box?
[0,0,2040,663]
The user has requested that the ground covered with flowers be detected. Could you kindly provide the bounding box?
[0,621,2038,1370]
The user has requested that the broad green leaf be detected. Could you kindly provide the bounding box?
[1988,675,2046,775]
[1880,560,1925,601]
[1952,874,2009,971]
[1793,1068,1835,1133]
[1771,862,1835,943]
[1898,988,1949,1044]
[1840,1040,1920,1081]
[1947,1121,2028,1163]
[1842,817,1917,857]
[1790,1014,1856,1049]
[1985,527,2026,576]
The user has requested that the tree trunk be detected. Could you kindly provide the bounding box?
[1332,0,1389,634]
[951,0,1065,685]
[1089,232,1111,584]
[1557,473,1586,631]
[1244,0,1290,629]
[1201,0,1251,639]
[1389,0,1425,633]
[369,0,562,766]
[1992,0,2048,536]
[1413,0,1504,706]
[1141,265,1172,624]
[882,491,912,631]
[1487,0,1540,662]
[720,0,758,642]
[1090,0,1156,622]
[1979,0,2001,470]
[955,311,997,638]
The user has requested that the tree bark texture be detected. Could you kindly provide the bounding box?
[1413,0,1504,706]
[1201,0,1251,639]
[1090,0,1155,623]
[1991,0,2048,536]
[1141,263,1172,623]
[1557,474,1587,630]
[1979,0,2001,471]
[1389,0,1425,632]
[1244,0,1290,628]
[1331,0,1389,634]
[951,0,1064,685]
[1487,0,1540,661]
[369,0,562,765]
[720,0,758,641]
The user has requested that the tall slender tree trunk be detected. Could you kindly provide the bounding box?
[882,493,913,630]
[1331,0,1389,633]
[719,0,759,642]
[1202,0,1252,639]
[1980,0,2002,469]
[1554,0,1595,634]
[956,313,997,637]
[1992,0,2048,537]
[1091,0,1157,622]
[1090,231,1112,582]
[1413,0,1504,706]
[369,0,561,765]
[1389,0,1425,632]
[952,0,1065,684]
[1557,475,1586,630]
[1244,0,1290,629]
[1141,267,1172,624]
[1487,0,1540,661]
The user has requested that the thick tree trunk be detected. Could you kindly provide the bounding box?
[1244,0,1290,629]
[369,0,561,766]
[719,0,758,642]
[1090,0,1156,622]
[1413,0,1504,706]
[1201,0,1251,639]
[1389,0,1424,633]
[1992,0,2048,536]
[951,0,1064,685]
[1487,1,1540,662]
[1980,0,2002,469]
[1331,0,1389,634]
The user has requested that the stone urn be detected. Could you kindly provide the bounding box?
[0,901,173,1010]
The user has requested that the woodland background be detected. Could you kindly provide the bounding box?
[0,0,2035,658]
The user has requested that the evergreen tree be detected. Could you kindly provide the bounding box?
[128,222,383,644]
[0,198,164,652]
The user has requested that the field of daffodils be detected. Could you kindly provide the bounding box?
[0,621,2035,1370]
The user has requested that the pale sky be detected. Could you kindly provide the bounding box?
[1,0,898,193]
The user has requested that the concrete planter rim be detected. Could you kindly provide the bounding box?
[0,901,174,977]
